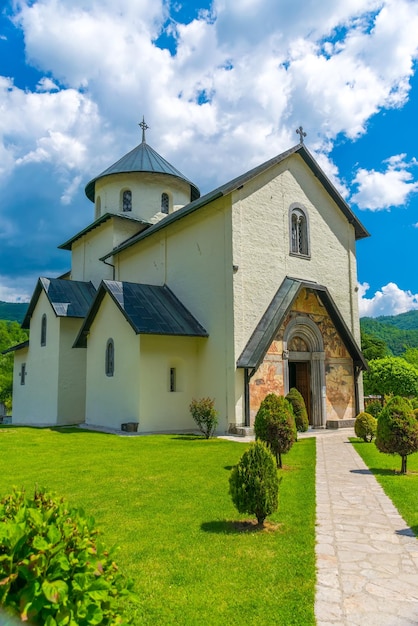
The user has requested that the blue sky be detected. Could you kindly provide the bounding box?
[1,0,418,317]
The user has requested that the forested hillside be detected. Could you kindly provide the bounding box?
[361,312,418,356]
[0,301,28,324]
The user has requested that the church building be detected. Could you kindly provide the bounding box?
[9,122,369,433]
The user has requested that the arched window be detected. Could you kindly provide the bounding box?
[41,314,47,346]
[105,339,114,377]
[122,190,132,212]
[95,195,101,220]
[161,192,169,214]
[290,206,309,256]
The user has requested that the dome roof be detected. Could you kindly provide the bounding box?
[85,123,200,203]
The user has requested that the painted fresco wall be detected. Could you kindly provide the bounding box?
[248,288,355,424]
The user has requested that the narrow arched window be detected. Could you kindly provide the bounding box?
[290,206,309,256]
[105,339,114,377]
[122,190,132,212]
[161,192,169,214]
[41,314,47,346]
[95,195,101,220]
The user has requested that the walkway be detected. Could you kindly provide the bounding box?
[315,429,418,626]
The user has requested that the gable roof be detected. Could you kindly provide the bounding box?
[2,340,29,355]
[237,276,367,373]
[58,212,150,251]
[100,142,369,263]
[74,280,208,347]
[85,140,200,203]
[22,278,97,329]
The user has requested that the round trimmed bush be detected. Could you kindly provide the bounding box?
[354,412,377,442]
[286,387,309,432]
[376,395,418,474]
[254,393,296,468]
[229,441,279,526]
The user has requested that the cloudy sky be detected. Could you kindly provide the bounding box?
[1,0,418,317]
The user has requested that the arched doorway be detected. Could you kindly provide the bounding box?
[283,316,326,428]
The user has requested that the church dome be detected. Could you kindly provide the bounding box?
[85,120,200,203]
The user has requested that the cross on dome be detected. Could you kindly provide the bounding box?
[139,116,149,143]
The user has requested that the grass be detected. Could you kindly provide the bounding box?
[351,438,418,537]
[0,427,316,625]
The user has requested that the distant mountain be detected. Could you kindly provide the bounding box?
[0,301,28,324]
[361,310,418,356]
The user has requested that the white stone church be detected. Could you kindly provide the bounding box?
[9,122,368,433]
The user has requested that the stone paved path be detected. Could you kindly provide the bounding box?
[315,429,418,626]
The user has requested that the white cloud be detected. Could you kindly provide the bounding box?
[359,282,418,317]
[351,154,418,210]
[0,276,31,302]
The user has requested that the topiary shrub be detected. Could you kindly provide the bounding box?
[189,397,218,438]
[354,412,377,442]
[0,487,134,625]
[285,388,309,432]
[254,393,296,468]
[365,399,383,419]
[375,395,418,474]
[229,441,279,526]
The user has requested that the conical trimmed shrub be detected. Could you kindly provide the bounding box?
[229,441,279,525]
[376,395,418,474]
[354,411,377,442]
[286,387,309,432]
[254,393,296,468]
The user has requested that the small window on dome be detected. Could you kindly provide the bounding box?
[122,190,132,212]
[161,193,169,214]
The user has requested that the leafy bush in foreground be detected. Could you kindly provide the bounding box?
[375,396,418,474]
[254,394,296,468]
[285,388,309,432]
[354,412,377,442]
[189,397,218,438]
[229,441,279,526]
[0,488,134,625]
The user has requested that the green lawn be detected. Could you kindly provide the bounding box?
[0,427,316,625]
[351,438,418,537]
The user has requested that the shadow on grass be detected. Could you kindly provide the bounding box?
[201,520,276,534]
[395,526,417,538]
[351,467,401,476]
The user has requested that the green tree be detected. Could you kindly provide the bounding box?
[229,441,279,526]
[354,412,377,442]
[402,347,418,370]
[254,394,296,468]
[375,396,418,474]
[363,357,418,397]
[360,330,388,362]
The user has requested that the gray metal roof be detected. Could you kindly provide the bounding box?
[22,278,96,328]
[58,213,150,251]
[2,340,29,355]
[85,140,200,203]
[237,276,367,372]
[74,280,208,347]
[100,143,369,263]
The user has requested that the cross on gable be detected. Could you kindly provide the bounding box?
[296,126,307,144]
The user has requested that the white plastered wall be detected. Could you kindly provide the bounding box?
[85,294,140,429]
[57,317,87,424]
[139,334,202,432]
[11,292,60,424]
[116,199,236,433]
[94,172,191,222]
[71,218,143,287]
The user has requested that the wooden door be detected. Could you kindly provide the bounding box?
[289,361,311,424]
